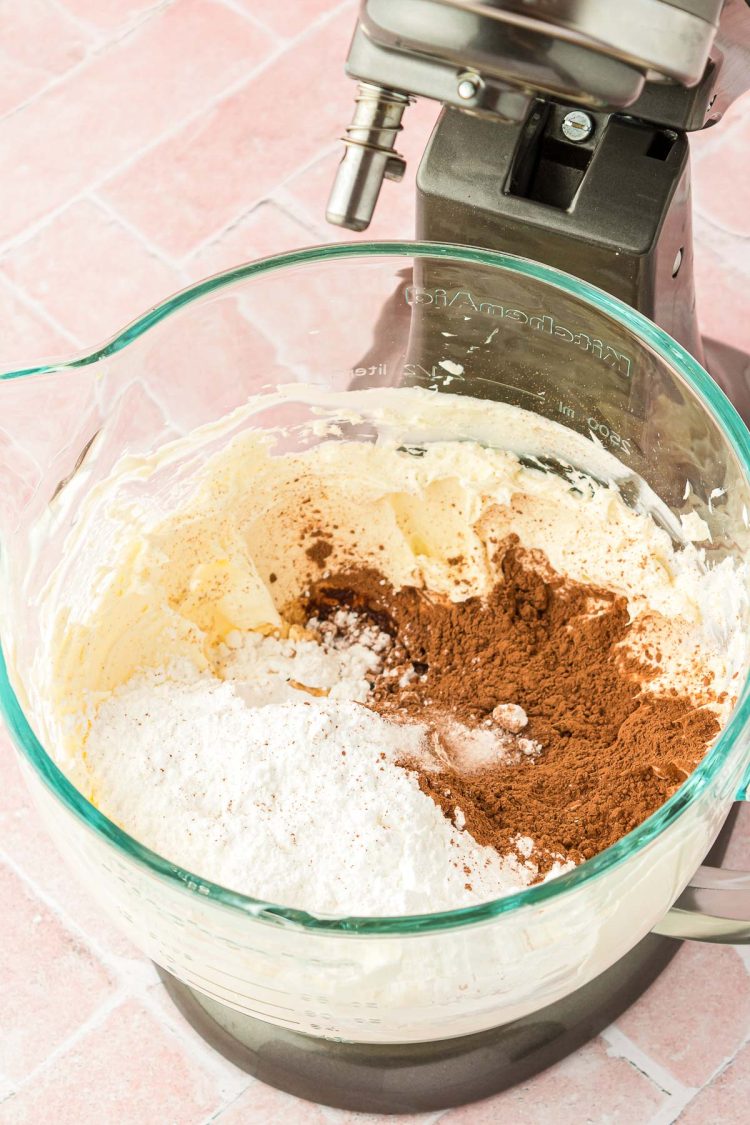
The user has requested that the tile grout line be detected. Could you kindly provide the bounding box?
[201,1083,256,1125]
[272,156,356,239]
[601,1026,695,1101]
[310,0,359,37]
[137,984,253,1098]
[42,0,101,41]
[87,190,184,271]
[0,39,292,257]
[79,137,334,276]
[656,1025,750,1125]
[273,172,342,232]
[0,844,244,1100]
[0,0,178,127]
[8,0,355,138]
[0,15,311,260]
[693,208,750,254]
[226,0,357,53]
[736,943,750,972]
[3,856,249,1120]
[0,1072,17,1106]
[689,110,749,164]
[5,985,131,1098]
[604,1019,750,1125]
[1,850,250,1107]
[175,146,342,270]
[0,2,356,262]
[233,290,300,365]
[218,0,358,48]
[215,0,287,44]
[0,191,92,261]
[0,273,83,351]
[0,39,99,126]
[0,847,149,989]
[276,0,359,50]
[648,1090,699,1125]
[271,196,332,244]
[0,145,335,348]
[272,191,332,243]
[46,0,172,40]
[699,1022,750,1088]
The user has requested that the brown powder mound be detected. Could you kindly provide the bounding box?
[305,535,334,567]
[304,539,719,871]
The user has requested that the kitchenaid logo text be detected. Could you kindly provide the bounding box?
[404,286,632,378]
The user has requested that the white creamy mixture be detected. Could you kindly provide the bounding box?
[29,387,745,916]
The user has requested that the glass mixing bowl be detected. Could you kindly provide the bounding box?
[1,242,750,1047]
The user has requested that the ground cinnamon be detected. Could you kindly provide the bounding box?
[305,539,719,871]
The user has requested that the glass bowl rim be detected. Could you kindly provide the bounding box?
[2,238,750,936]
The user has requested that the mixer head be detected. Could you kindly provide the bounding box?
[327,0,750,232]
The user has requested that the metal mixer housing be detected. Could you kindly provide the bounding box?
[327,0,750,400]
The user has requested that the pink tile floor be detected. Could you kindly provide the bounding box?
[1,2,750,1121]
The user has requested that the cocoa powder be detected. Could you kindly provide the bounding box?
[305,535,333,567]
[305,539,719,871]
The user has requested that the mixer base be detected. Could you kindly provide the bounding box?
[158,935,678,1114]
[156,804,743,1113]
[153,340,750,1110]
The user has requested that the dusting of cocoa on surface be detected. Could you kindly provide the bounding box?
[305,536,333,567]
[305,538,719,872]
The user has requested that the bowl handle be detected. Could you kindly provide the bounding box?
[653,866,750,943]
[653,780,750,944]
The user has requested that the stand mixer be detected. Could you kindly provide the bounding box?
[156,5,750,1110]
[3,5,750,1118]
[327,0,750,416]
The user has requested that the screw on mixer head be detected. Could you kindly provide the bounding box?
[561,110,594,143]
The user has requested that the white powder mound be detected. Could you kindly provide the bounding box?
[217,610,391,706]
[429,717,542,773]
[84,666,559,916]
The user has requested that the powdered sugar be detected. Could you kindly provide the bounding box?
[83,663,553,915]
[217,610,391,706]
[78,600,562,915]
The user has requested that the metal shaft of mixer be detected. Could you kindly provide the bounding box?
[326,83,411,232]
